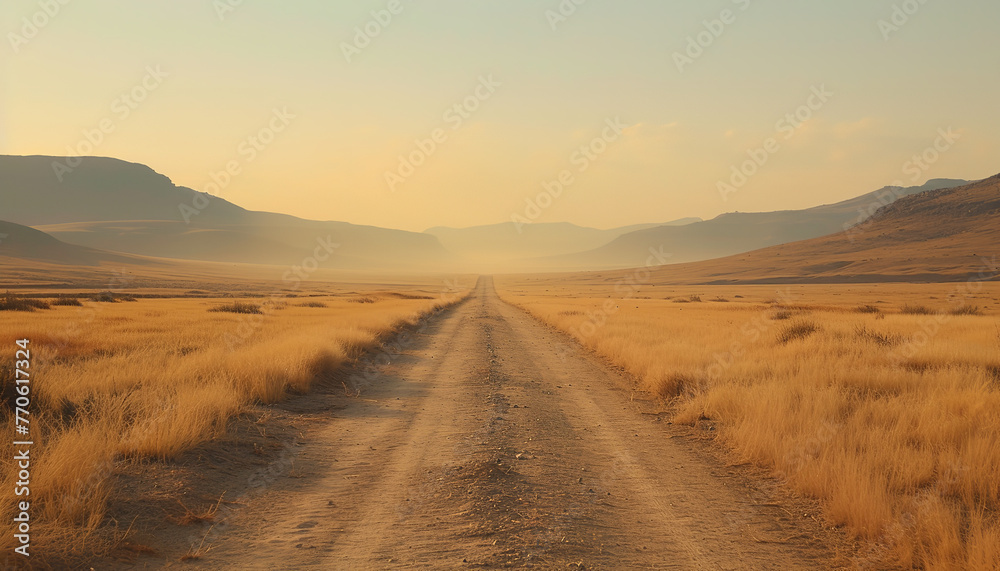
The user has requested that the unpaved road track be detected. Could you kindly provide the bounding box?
[181,277,840,569]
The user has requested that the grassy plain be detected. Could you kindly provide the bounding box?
[496,277,1000,570]
[0,278,468,562]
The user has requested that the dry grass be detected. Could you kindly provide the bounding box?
[0,282,468,562]
[855,325,904,348]
[496,278,1000,570]
[168,496,225,526]
[951,305,985,316]
[90,291,137,303]
[208,301,264,314]
[777,319,818,344]
[770,309,794,320]
[0,291,51,311]
[901,304,934,315]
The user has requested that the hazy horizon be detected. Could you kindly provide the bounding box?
[3,5,1000,568]
[3,1,999,232]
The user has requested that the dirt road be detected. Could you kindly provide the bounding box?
[177,277,841,569]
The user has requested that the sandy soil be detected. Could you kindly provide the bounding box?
[111,276,849,570]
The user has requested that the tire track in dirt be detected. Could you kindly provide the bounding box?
[165,276,844,570]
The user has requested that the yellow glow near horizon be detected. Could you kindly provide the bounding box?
[3,1,998,231]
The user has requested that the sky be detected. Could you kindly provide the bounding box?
[2,0,998,232]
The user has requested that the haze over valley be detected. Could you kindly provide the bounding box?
[2,2,999,569]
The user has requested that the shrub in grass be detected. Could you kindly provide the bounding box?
[0,292,50,311]
[653,373,699,399]
[900,304,934,315]
[392,293,435,300]
[778,320,818,344]
[988,365,1000,383]
[52,296,84,306]
[770,309,793,320]
[949,305,984,316]
[91,291,120,303]
[349,297,377,304]
[855,325,903,347]
[208,302,263,314]
[298,301,327,308]
[89,292,138,303]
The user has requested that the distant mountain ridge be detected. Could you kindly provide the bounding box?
[639,174,1000,284]
[0,154,980,273]
[0,219,141,266]
[537,178,970,270]
[424,218,700,270]
[0,155,451,268]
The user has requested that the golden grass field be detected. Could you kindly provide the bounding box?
[495,277,1000,570]
[0,280,469,561]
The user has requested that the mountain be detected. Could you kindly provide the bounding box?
[539,179,970,270]
[610,175,999,284]
[0,220,141,266]
[0,155,982,275]
[0,155,452,269]
[424,219,700,271]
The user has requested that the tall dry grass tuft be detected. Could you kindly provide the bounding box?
[119,383,241,460]
[777,319,818,344]
[496,280,1000,570]
[901,304,934,315]
[32,422,114,527]
[951,305,985,316]
[0,292,50,311]
[209,301,263,314]
[0,283,468,561]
